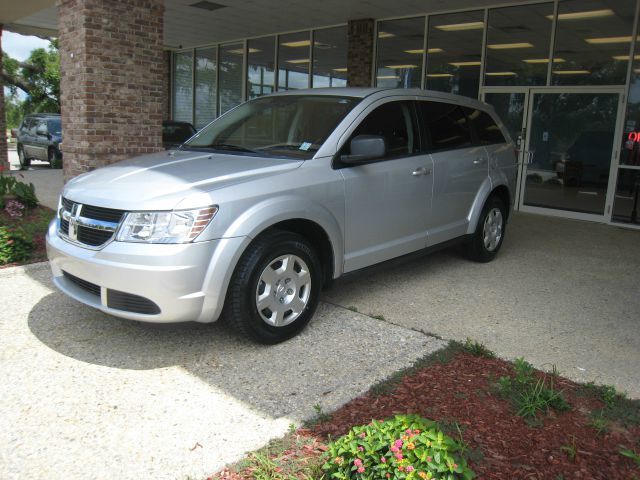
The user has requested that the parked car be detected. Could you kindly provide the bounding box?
[16,113,63,169]
[47,88,517,344]
[162,120,196,149]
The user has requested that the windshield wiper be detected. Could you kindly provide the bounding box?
[208,143,258,153]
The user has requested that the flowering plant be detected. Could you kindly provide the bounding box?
[322,414,475,479]
[5,199,25,218]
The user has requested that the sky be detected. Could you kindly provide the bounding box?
[3,31,51,98]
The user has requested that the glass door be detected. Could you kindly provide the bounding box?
[521,89,622,219]
[483,88,624,221]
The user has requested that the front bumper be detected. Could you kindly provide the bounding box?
[46,220,247,323]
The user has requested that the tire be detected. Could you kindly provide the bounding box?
[466,195,507,263]
[17,145,31,169]
[48,148,62,169]
[223,230,322,344]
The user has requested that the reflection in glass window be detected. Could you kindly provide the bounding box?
[247,36,276,99]
[219,43,244,114]
[465,108,506,145]
[375,17,425,89]
[313,26,348,88]
[419,101,472,151]
[173,51,193,123]
[619,34,640,168]
[350,102,416,157]
[195,47,217,129]
[485,3,553,86]
[278,32,311,90]
[426,11,484,99]
[552,0,635,86]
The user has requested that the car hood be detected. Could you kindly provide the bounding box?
[63,149,303,210]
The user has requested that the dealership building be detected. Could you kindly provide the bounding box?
[2,0,640,229]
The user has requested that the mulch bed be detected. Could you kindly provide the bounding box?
[214,350,640,479]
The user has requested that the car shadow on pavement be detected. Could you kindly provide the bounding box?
[27,290,441,421]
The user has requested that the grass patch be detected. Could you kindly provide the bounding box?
[495,357,570,419]
[463,337,496,358]
[579,382,640,428]
[230,433,325,480]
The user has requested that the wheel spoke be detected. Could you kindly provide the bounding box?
[260,266,278,285]
[296,270,311,286]
[289,296,306,314]
[256,293,273,312]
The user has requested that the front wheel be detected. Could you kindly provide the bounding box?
[466,196,507,263]
[223,230,322,344]
[17,145,31,169]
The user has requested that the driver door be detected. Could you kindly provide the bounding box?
[339,100,433,272]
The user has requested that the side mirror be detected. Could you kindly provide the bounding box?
[341,135,387,164]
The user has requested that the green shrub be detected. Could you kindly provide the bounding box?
[322,414,475,479]
[11,181,39,208]
[0,227,34,265]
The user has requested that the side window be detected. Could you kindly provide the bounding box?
[419,101,472,151]
[348,101,417,158]
[465,108,506,145]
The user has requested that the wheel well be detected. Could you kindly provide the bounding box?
[491,185,511,221]
[266,219,335,286]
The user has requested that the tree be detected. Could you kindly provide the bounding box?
[4,92,24,129]
[2,38,60,114]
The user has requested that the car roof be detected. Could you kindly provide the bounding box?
[266,87,494,112]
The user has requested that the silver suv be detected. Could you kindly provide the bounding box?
[47,88,516,343]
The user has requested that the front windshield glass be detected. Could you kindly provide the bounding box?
[47,119,62,136]
[182,95,360,159]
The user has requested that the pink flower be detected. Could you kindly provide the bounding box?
[390,445,399,453]
[406,466,415,472]
[380,456,386,463]
[357,466,365,473]
[354,458,363,467]
[359,432,366,439]
[395,453,403,461]
[358,446,364,452]
[405,429,412,434]
[394,439,403,448]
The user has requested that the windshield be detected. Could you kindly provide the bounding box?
[47,119,62,136]
[182,95,360,159]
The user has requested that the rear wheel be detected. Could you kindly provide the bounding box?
[223,230,322,344]
[17,145,31,169]
[466,195,507,263]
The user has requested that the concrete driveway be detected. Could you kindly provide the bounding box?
[324,212,640,398]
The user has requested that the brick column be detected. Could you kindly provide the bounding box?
[0,26,9,172]
[347,19,375,88]
[163,51,171,121]
[58,0,164,180]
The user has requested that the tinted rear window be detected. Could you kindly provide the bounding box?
[465,108,506,145]
[419,101,472,151]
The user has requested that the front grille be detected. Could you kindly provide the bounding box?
[107,289,160,315]
[77,227,114,246]
[59,197,124,248]
[63,271,101,297]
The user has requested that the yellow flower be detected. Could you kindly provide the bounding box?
[406,442,415,450]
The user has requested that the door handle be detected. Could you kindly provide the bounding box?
[473,157,487,165]
[412,167,431,177]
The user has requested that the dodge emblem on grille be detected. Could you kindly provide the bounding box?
[68,203,82,241]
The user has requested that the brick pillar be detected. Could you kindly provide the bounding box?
[347,19,374,87]
[162,50,171,121]
[58,0,164,180]
[0,26,9,172]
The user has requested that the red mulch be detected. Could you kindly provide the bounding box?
[213,351,639,479]
[311,352,639,479]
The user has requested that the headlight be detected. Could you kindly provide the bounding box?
[116,206,218,243]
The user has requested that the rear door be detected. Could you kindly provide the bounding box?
[339,99,433,272]
[417,100,488,246]
[21,118,36,157]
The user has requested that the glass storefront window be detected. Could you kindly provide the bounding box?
[552,0,635,86]
[173,51,193,123]
[612,170,640,225]
[485,3,554,86]
[621,36,640,167]
[219,43,244,115]
[278,32,311,90]
[375,17,424,89]
[194,47,217,129]
[425,11,484,98]
[247,36,276,99]
[312,26,348,88]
